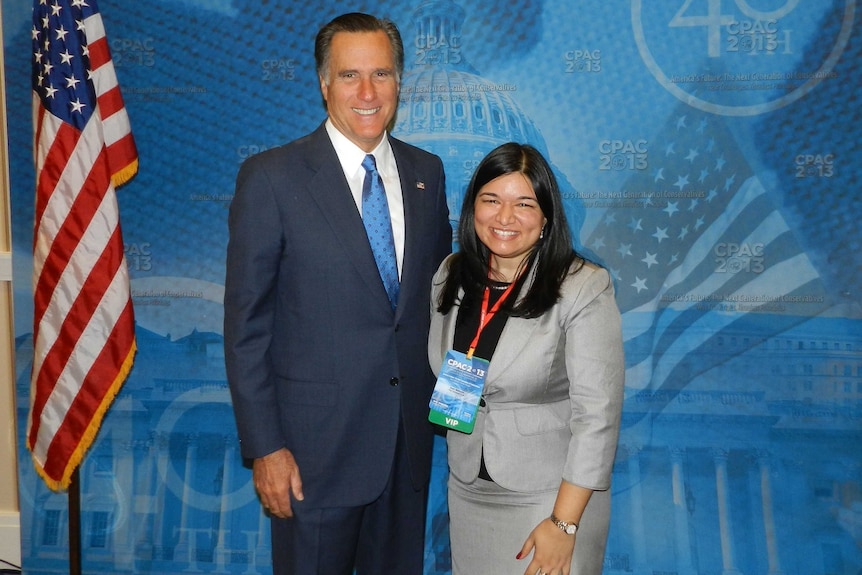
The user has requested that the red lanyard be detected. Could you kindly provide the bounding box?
[467,281,517,359]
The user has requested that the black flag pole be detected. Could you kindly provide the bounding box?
[68,468,82,575]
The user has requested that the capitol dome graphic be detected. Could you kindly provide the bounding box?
[394,0,586,249]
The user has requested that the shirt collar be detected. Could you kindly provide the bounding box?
[325,119,395,179]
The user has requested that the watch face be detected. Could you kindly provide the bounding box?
[551,515,578,535]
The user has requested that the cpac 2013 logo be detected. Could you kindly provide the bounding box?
[794,154,834,178]
[599,139,648,171]
[714,242,764,274]
[415,27,462,66]
[260,59,296,82]
[564,50,601,73]
[125,242,152,272]
[632,0,853,116]
[110,38,155,67]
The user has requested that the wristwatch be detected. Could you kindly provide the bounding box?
[549,513,578,535]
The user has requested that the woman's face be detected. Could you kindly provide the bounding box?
[473,172,547,278]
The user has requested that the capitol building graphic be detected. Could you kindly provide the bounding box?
[10,1,860,574]
[14,315,861,574]
[394,0,585,251]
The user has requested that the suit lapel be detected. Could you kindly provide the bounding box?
[389,137,431,317]
[391,139,419,320]
[486,266,542,378]
[303,126,392,309]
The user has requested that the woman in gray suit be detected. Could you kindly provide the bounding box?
[428,143,624,575]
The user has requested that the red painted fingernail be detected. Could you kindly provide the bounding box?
[515,552,522,560]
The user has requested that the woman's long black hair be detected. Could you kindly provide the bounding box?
[436,142,583,318]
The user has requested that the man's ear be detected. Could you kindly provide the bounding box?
[319,74,329,104]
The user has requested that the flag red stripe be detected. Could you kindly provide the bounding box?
[87,35,110,70]
[97,84,124,119]
[33,122,81,234]
[106,133,139,178]
[33,98,45,165]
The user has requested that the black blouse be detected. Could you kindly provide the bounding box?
[452,281,512,361]
[451,281,513,481]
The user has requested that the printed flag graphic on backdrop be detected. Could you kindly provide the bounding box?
[28,0,138,491]
[586,107,831,420]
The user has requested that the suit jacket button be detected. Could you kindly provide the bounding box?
[389,377,399,387]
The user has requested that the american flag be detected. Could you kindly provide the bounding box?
[28,0,138,491]
[584,106,830,421]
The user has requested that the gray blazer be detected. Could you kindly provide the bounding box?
[428,255,625,493]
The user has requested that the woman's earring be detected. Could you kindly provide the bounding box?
[540,226,545,239]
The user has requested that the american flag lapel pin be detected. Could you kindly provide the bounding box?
[416,181,425,190]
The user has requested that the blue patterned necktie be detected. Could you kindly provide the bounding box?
[361,154,399,309]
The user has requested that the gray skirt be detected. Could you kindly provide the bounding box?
[448,474,611,575]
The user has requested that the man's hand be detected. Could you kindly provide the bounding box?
[253,448,304,518]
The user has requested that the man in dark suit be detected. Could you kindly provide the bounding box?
[223,12,451,575]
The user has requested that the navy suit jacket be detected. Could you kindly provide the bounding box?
[224,124,451,508]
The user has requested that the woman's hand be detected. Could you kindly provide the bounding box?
[516,517,576,575]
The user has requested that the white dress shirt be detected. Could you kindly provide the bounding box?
[326,119,405,277]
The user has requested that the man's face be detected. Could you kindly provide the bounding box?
[320,30,399,152]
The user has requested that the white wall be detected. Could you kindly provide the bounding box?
[0,2,22,568]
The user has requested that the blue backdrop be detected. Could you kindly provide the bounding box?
[3,1,861,573]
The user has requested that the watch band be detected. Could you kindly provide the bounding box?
[549,513,578,535]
